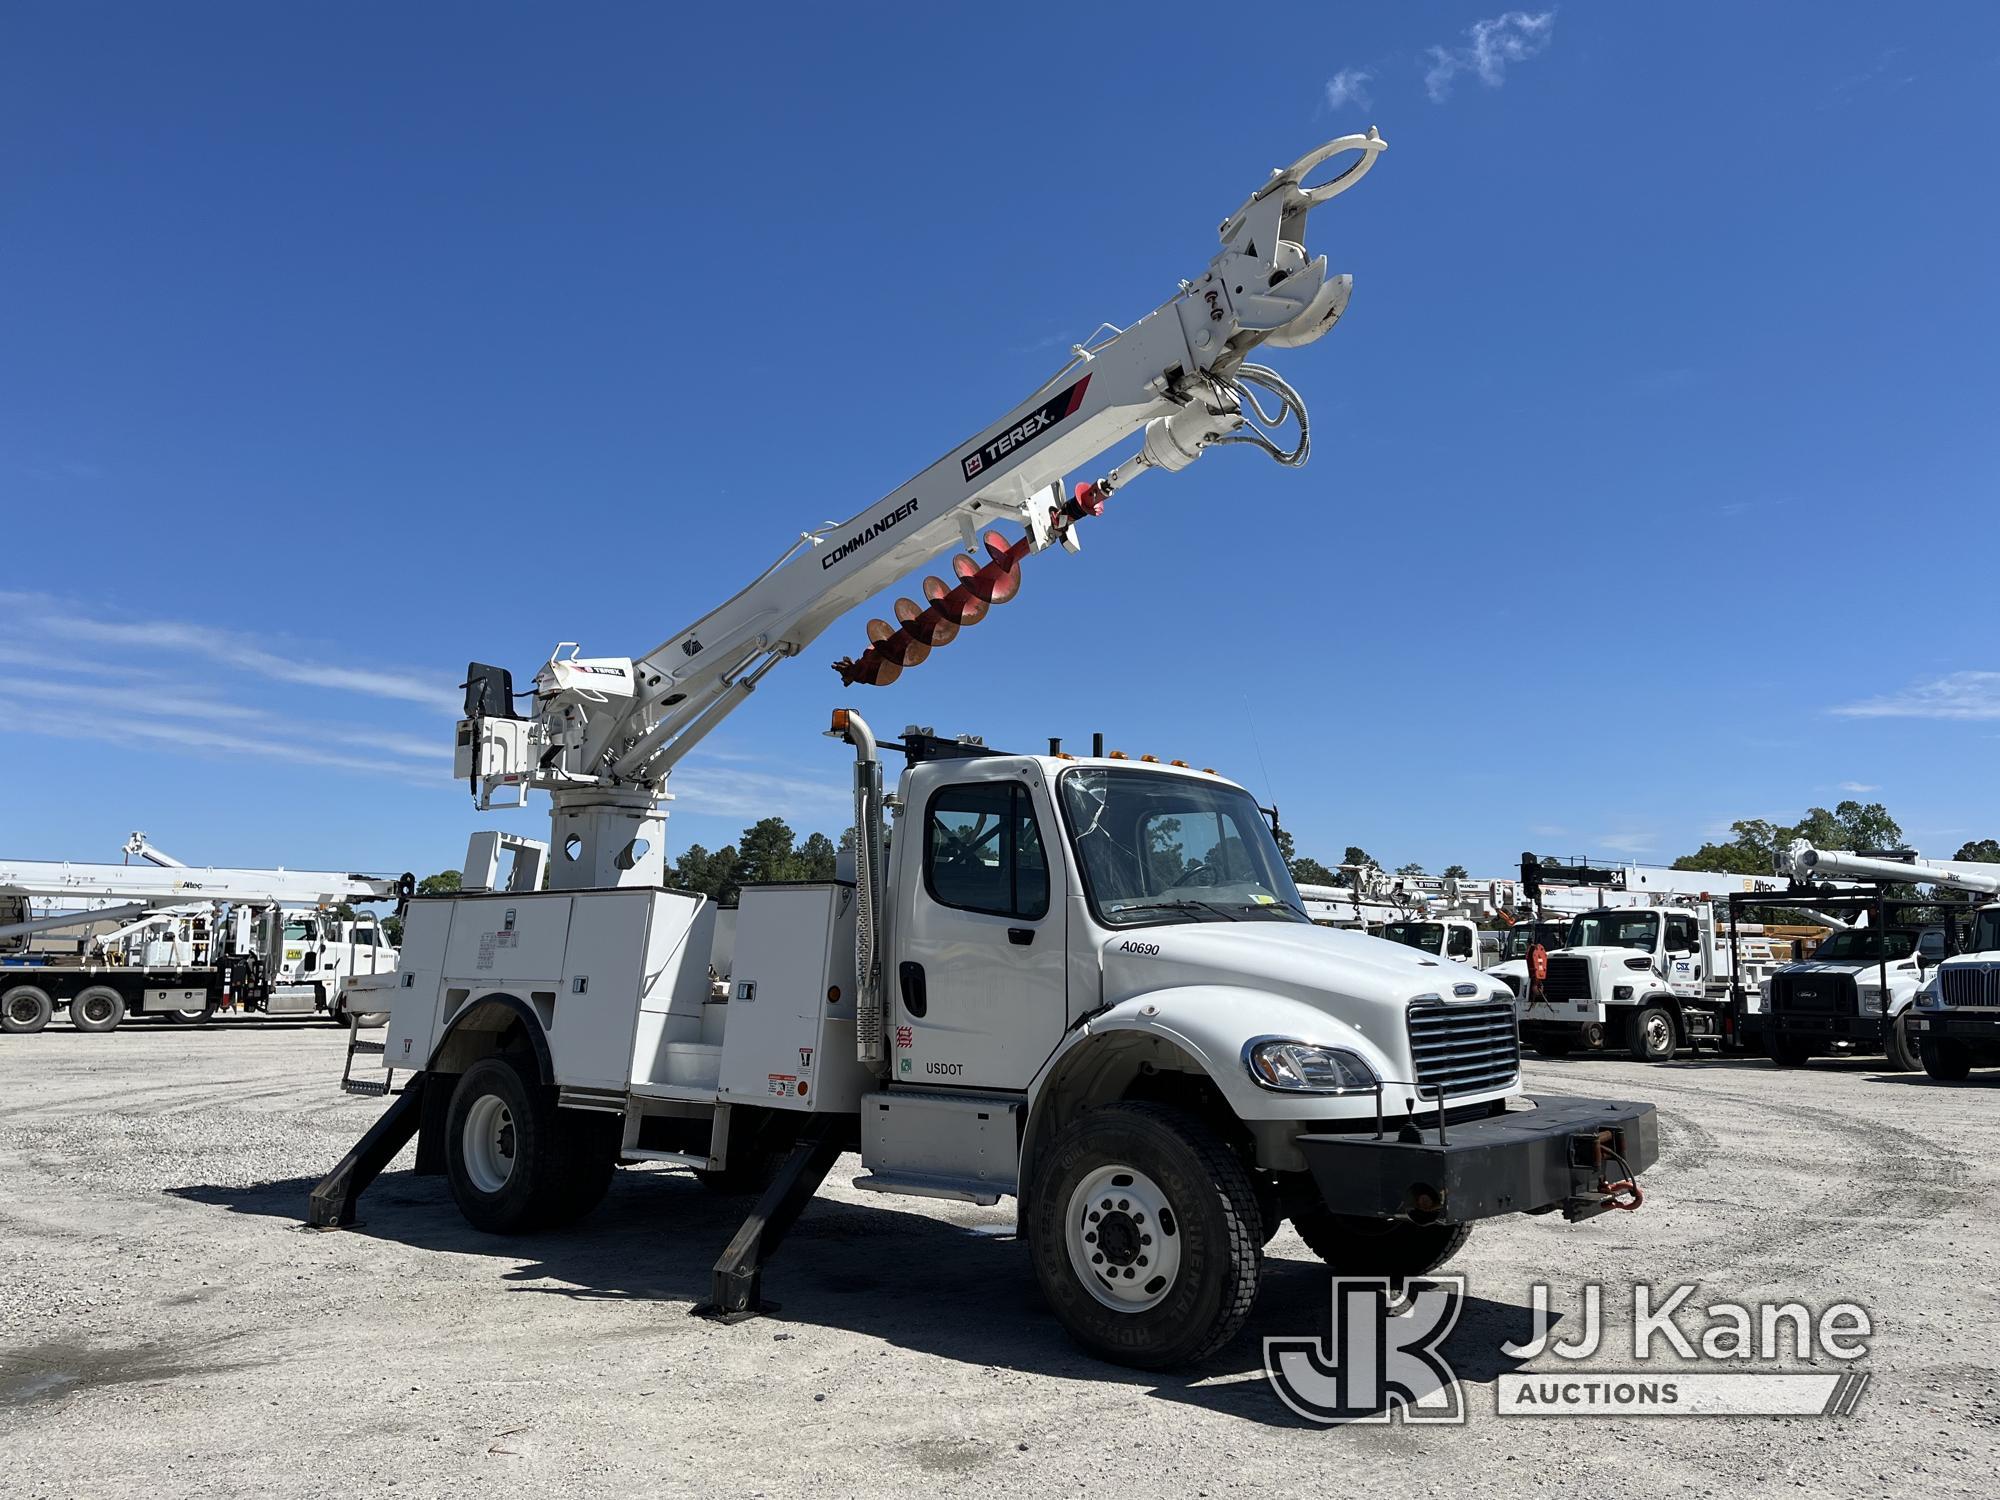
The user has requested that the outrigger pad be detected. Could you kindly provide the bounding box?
[691,1115,849,1323]
[307,1073,430,1229]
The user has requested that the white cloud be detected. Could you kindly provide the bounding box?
[668,759,854,825]
[1837,781,1880,794]
[1829,671,2000,721]
[0,697,440,783]
[1325,68,1373,110]
[0,591,461,713]
[1595,832,1655,854]
[1527,823,1568,839]
[1425,10,1556,102]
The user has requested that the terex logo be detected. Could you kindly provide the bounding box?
[960,374,1092,482]
[822,497,919,570]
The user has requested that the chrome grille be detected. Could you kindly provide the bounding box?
[1407,999,1520,1098]
[1543,955,1592,1003]
[1940,966,2000,1008]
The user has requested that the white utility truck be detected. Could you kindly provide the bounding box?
[0,834,408,1032]
[313,133,1662,1370]
[1776,842,2000,1081]
[1512,854,1801,1061]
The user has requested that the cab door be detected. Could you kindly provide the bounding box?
[893,762,1067,1091]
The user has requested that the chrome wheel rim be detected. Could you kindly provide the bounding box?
[1643,1013,1672,1054]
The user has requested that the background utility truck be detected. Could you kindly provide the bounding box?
[1513,854,1802,1061]
[1775,841,2000,1081]
[314,131,1661,1370]
[0,834,407,1032]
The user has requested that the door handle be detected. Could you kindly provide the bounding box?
[1008,927,1035,946]
[899,960,928,1017]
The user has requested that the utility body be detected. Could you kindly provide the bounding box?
[314,134,1663,1369]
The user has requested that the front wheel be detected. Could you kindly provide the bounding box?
[1025,1103,1262,1370]
[1627,1005,1677,1062]
[1767,1033,1814,1068]
[1289,1210,1473,1283]
[1880,1012,1920,1072]
[1919,1034,1974,1082]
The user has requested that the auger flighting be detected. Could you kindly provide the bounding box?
[829,130,1385,689]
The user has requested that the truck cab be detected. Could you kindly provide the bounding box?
[1374,916,1482,968]
[1487,920,1573,999]
[273,909,400,1020]
[1517,905,1711,1061]
[1911,902,2000,1079]
[1762,926,1942,1070]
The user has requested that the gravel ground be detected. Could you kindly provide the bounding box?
[2,1018,1997,1498]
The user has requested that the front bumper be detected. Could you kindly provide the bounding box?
[1764,1011,1885,1043]
[1911,1010,2000,1042]
[1296,1094,1658,1225]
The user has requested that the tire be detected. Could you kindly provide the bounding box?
[444,1055,618,1233]
[1881,1012,1920,1073]
[70,985,127,1034]
[1289,1210,1474,1283]
[1919,1035,1973,1082]
[1767,1033,1814,1069]
[1627,1005,1677,1062]
[1,985,54,1035]
[1024,1102,1262,1370]
[1253,1178,1284,1247]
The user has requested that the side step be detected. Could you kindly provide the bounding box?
[307,1072,429,1229]
[691,1114,849,1324]
[852,1172,1001,1206]
[338,1014,394,1098]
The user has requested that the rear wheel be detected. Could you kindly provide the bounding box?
[1289,1210,1473,1283]
[445,1056,618,1233]
[1881,1012,1921,1072]
[1627,1005,1677,1062]
[1,985,54,1035]
[1025,1102,1261,1370]
[70,985,126,1033]
[1919,1035,1973,1082]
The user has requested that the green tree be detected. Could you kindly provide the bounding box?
[796,831,838,881]
[1291,856,1340,885]
[1674,801,1904,873]
[417,870,461,896]
[1954,839,2000,863]
[1343,846,1376,870]
[1442,864,1468,880]
[1395,861,1426,878]
[672,842,743,903]
[737,817,801,885]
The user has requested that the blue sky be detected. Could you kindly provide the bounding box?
[4,4,1996,882]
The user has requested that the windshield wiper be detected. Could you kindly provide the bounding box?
[1112,899,1240,923]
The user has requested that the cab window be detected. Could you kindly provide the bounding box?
[925,782,1049,921]
[1665,914,1697,952]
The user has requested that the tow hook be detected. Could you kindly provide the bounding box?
[1563,1127,1645,1220]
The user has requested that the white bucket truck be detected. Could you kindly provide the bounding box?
[313,133,1662,1368]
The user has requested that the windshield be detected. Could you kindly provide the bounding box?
[1568,911,1658,951]
[1499,924,1566,960]
[1976,910,2000,954]
[1058,767,1305,927]
[1380,921,1444,953]
[1812,930,1919,962]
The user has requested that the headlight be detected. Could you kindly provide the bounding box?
[1859,986,1886,1013]
[1918,983,1942,1010]
[1244,1038,1378,1093]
